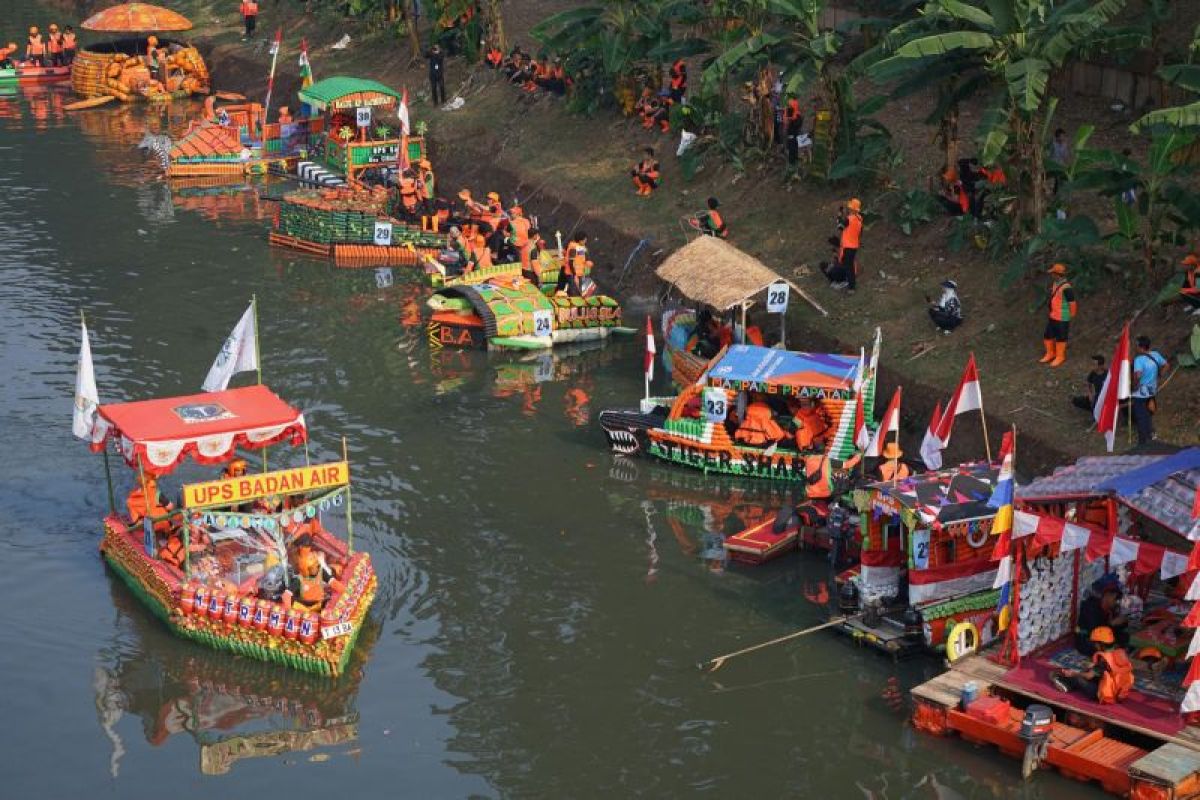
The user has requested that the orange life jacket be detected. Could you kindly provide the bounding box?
[1183,265,1199,295]
[793,406,830,450]
[735,401,785,446]
[63,32,76,49]
[1049,279,1075,322]
[48,33,63,54]
[669,60,686,90]
[705,210,728,238]
[127,486,170,525]
[400,177,418,209]
[637,159,659,179]
[27,34,44,56]
[486,48,502,67]
[878,461,911,482]
[298,575,325,606]
[805,455,835,499]
[784,99,800,125]
[1094,649,1134,704]
[160,536,185,568]
[840,212,862,250]
[509,215,531,247]
[241,1,259,16]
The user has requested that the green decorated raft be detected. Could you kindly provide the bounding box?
[426,278,633,350]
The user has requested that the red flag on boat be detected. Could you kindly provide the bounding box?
[1094,322,1131,452]
[919,400,943,471]
[933,353,982,447]
[398,87,411,137]
[644,315,655,381]
[865,386,900,458]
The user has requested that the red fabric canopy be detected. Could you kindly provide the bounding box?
[90,385,306,475]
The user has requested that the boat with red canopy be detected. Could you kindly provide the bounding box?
[83,383,376,677]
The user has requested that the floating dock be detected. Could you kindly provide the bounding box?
[911,652,1200,797]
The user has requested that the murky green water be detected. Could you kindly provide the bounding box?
[0,4,1107,798]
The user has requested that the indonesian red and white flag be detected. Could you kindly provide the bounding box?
[72,318,101,440]
[1094,322,1131,452]
[933,353,982,447]
[919,400,943,471]
[854,348,869,451]
[643,315,655,381]
[398,87,411,136]
[865,386,901,458]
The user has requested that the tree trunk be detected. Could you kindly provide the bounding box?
[484,0,506,53]
[399,5,421,64]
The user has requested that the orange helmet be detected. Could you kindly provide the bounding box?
[1048,262,1068,276]
[227,458,248,477]
[847,198,862,211]
[1090,626,1115,645]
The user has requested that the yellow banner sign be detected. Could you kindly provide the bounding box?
[184,462,349,508]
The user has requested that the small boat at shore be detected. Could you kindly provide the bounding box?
[0,61,71,85]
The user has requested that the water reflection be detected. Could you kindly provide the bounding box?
[95,578,377,777]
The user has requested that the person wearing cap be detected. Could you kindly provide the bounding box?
[508,205,535,278]
[838,198,863,291]
[46,24,62,66]
[1180,254,1200,313]
[1040,262,1076,367]
[1075,576,1128,655]
[877,442,910,482]
[927,280,962,334]
[220,458,248,480]
[1131,334,1168,445]
[1053,626,1134,704]
[25,26,45,67]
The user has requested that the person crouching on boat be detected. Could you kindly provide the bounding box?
[290,537,327,611]
[803,453,858,500]
[1051,626,1134,704]
[127,477,176,533]
[790,396,831,452]
[0,43,16,69]
[734,399,786,446]
[25,26,45,67]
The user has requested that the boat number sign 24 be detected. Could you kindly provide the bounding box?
[533,310,553,337]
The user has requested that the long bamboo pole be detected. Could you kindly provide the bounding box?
[697,615,861,673]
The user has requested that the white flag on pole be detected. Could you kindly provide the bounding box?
[73,319,101,440]
[202,301,258,392]
[398,87,411,136]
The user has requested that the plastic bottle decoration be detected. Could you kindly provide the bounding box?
[284,607,300,640]
[208,588,225,620]
[223,592,239,625]
[300,613,318,645]
[267,603,285,637]
[194,584,209,617]
[252,599,269,630]
[238,595,255,628]
[180,580,196,615]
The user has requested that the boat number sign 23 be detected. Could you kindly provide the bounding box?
[703,387,728,422]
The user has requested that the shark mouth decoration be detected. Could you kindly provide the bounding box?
[598,408,664,456]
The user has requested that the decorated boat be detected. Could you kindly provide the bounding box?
[163,98,319,178]
[0,61,71,85]
[79,376,376,677]
[600,344,863,480]
[426,277,630,350]
[424,250,569,289]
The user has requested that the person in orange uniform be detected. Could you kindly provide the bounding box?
[735,400,786,446]
[1052,626,1134,704]
[0,43,17,69]
[877,442,911,482]
[221,458,248,480]
[669,58,687,103]
[556,231,592,296]
[838,198,863,291]
[632,147,660,196]
[398,171,420,220]
[61,26,76,65]
[694,196,728,239]
[1180,253,1200,314]
[791,397,830,452]
[46,24,63,67]
[508,205,535,278]
[803,453,859,499]
[240,0,259,39]
[127,477,175,533]
[1040,262,1076,367]
[417,159,436,213]
[25,26,45,67]
[291,541,327,610]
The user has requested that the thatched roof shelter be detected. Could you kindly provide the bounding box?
[656,236,825,316]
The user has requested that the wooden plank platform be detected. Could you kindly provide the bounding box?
[837,615,922,658]
[912,666,989,709]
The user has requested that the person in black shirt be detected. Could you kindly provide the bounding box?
[1072,355,1107,411]
[1075,578,1128,656]
[427,44,446,106]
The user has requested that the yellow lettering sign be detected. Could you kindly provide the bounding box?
[183,461,350,508]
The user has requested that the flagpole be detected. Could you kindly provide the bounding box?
[343,436,354,555]
[890,426,900,487]
[263,28,282,126]
[977,397,993,463]
[252,294,262,386]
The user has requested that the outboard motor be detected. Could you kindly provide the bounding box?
[837,580,859,614]
[902,606,923,639]
[1019,704,1054,779]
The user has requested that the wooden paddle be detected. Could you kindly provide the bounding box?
[215,90,246,101]
[697,614,861,673]
[64,95,116,111]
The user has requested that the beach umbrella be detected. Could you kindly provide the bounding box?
[81,3,193,33]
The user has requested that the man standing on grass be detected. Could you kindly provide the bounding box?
[1131,335,1168,445]
[240,0,258,40]
[427,44,446,106]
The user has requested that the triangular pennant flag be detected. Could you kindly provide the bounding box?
[919,400,943,471]
[1110,536,1140,567]
[398,87,411,136]
[1187,573,1200,602]
[1186,652,1200,685]
[865,387,901,458]
[933,353,982,446]
[1061,523,1090,552]
[992,556,1013,589]
[1094,322,1131,452]
[202,300,259,392]
[1188,627,1200,660]
[73,318,101,440]
[1183,681,1200,713]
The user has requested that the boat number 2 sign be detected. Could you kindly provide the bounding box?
[532,310,553,337]
[356,107,372,127]
[373,221,393,247]
[766,282,790,314]
[703,387,728,422]
[911,528,930,570]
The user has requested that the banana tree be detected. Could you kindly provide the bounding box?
[868,0,1130,234]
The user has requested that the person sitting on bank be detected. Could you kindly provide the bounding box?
[735,399,786,446]
[927,280,962,334]
[876,442,911,482]
[1181,253,1200,314]
[1071,354,1107,412]
[791,397,830,452]
[691,197,728,239]
[935,170,970,217]
[1052,626,1134,705]
[1075,576,1129,655]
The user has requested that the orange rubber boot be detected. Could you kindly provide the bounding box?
[1038,339,1055,363]
[1049,341,1067,367]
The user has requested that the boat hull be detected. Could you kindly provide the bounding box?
[0,63,71,84]
[99,516,375,677]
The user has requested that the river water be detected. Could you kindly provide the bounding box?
[0,6,1105,799]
